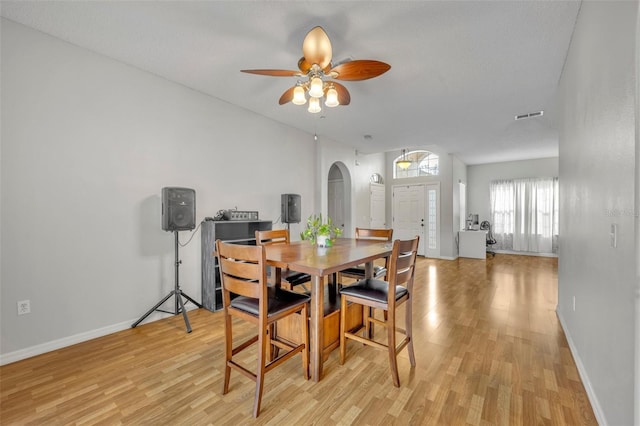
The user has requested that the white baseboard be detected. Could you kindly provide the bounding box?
[0,307,198,366]
[493,249,558,258]
[556,310,608,426]
[420,255,458,260]
[445,252,557,261]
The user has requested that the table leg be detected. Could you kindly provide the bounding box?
[274,267,282,288]
[310,274,324,382]
[364,261,373,279]
[328,272,337,303]
[270,266,283,360]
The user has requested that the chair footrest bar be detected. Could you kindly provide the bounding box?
[395,337,410,354]
[368,317,386,327]
[228,360,257,382]
[265,344,305,373]
[344,332,388,350]
[232,335,259,356]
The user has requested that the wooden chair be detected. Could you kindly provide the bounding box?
[255,229,311,292]
[339,228,393,281]
[339,236,419,387]
[216,240,310,417]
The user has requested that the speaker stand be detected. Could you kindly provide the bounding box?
[132,231,202,332]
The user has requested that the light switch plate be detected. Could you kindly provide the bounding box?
[610,224,617,248]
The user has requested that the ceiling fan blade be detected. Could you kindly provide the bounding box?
[241,69,301,77]
[331,82,351,106]
[278,86,295,105]
[298,57,311,73]
[302,26,332,70]
[329,60,391,81]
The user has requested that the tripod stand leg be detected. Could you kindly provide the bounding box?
[131,290,175,328]
[132,230,201,332]
[180,291,202,308]
[176,290,192,333]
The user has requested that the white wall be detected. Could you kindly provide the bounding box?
[1,20,326,361]
[467,157,558,225]
[317,138,356,238]
[636,6,640,424]
[556,2,637,425]
[451,155,467,256]
[354,152,387,229]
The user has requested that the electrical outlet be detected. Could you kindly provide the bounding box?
[17,300,31,315]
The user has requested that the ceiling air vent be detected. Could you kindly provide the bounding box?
[515,110,544,120]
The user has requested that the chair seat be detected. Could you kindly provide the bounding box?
[341,265,387,278]
[339,278,407,304]
[284,271,312,286]
[231,287,310,317]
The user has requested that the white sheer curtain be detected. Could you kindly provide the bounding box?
[490,177,559,253]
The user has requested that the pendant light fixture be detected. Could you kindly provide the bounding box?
[397,149,412,170]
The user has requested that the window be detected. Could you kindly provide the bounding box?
[394,150,439,178]
[489,177,559,253]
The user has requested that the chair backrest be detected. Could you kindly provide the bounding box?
[255,229,290,246]
[355,228,393,241]
[386,236,420,305]
[216,240,267,305]
[480,221,497,244]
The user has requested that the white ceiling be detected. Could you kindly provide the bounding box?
[1,1,581,165]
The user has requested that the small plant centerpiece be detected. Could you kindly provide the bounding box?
[300,214,342,247]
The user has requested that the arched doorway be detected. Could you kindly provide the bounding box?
[327,162,351,236]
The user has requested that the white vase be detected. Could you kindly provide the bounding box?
[316,234,329,247]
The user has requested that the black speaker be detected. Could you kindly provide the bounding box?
[162,187,196,231]
[281,193,301,224]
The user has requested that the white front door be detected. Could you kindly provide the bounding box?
[392,185,425,255]
[369,183,386,228]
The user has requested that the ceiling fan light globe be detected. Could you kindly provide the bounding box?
[308,97,322,113]
[325,88,339,107]
[308,76,324,98]
[292,86,306,105]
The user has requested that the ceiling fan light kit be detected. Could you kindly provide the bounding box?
[292,85,306,105]
[308,75,324,98]
[308,97,322,113]
[324,87,339,108]
[241,26,390,114]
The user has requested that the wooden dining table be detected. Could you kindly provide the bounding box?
[264,237,393,382]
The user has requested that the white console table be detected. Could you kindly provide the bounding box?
[459,230,487,259]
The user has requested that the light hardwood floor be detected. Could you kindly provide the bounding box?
[1,255,597,425]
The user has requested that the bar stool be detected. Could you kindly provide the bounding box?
[339,228,393,282]
[339,236,419,387]
[256,229,311,292]
[216,240,310,417]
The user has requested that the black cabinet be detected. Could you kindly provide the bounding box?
[201,220,272,312]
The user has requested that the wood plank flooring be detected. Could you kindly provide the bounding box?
[0,255,597,425]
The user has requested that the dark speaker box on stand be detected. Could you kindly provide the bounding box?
[162,187,196,231]
[281,193,301,224]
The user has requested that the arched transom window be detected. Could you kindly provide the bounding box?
[394,150,439,178]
